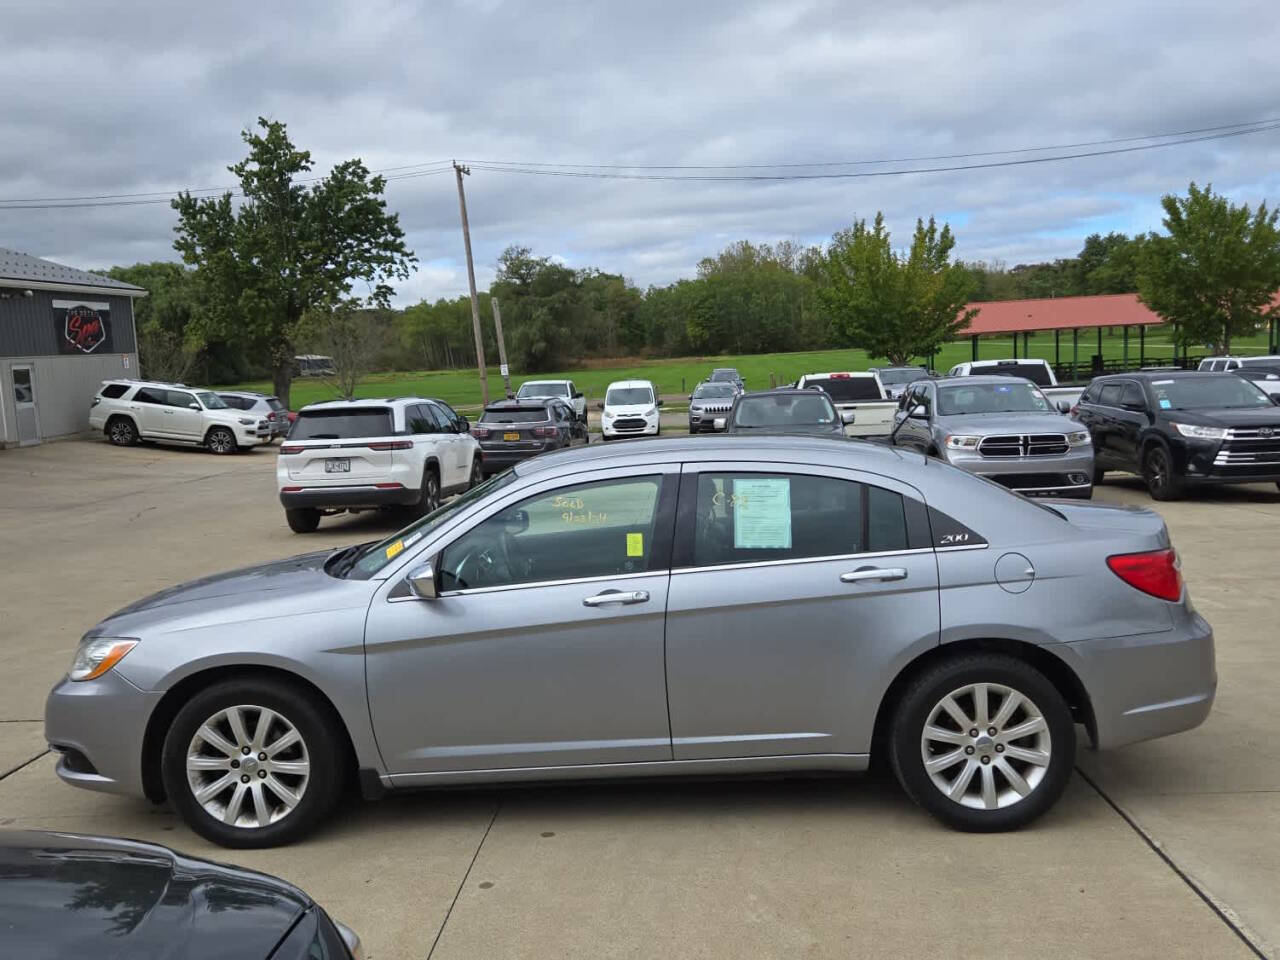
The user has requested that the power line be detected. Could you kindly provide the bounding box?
[465,117,1280,170]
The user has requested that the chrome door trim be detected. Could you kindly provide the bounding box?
[671,547,933,576]
[387,567,666,603]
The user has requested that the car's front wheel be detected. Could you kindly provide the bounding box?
[161,678,346,848]
[1143,444,1184,501]
[206,427,237,455]
[889,654,1074,832]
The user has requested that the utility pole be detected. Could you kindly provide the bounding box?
[491,297,513,398]
[453,161,489,406]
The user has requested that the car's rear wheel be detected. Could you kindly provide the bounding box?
[206,427,237,455]
[161,678,346,848]
[106,416,137,446]
[285,508,321,533]
[417,466,441,517]
[467,457,483,489]
[1142,444,1183,501]
[1092,466,1105,485]
[889,654,1074,832]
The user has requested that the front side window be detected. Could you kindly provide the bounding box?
[691,472,908,567]
[440,475,665,590]
[166,390,197,408]
[1098,383,1123,407]
[1120,383,1145,409]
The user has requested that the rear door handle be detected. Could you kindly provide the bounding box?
[840,567,908,584]
[582,589,650,607]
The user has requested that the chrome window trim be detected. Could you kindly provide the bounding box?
[935,543,990,553]
[389,567,665,602]
[671,546,935,576]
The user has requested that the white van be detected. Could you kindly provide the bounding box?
[599,379,661,441]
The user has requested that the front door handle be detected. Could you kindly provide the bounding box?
[582,589,650,607]
[840,567,908,584]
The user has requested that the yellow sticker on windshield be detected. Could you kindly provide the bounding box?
[626,532,644,557]
[385,540,405,560]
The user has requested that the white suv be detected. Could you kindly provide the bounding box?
[89,379,269,453]
[277,397,482,533]
[599,379,661,440]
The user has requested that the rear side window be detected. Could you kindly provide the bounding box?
[689,473,910,567]
[405,405,436,434]
[289,408,393,440]
[267,397,286,412]
[100,383,129,399]
[805,376,882,402]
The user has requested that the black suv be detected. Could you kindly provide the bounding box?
[472,398,588,474]
[1074,371,1280,500]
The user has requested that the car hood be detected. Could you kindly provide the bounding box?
[1165,406,1280,427]
[98,550,342,623]
[0,830,308,960]
[934,413,1082,435]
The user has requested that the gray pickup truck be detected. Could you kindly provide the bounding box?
[891,375,1095,498]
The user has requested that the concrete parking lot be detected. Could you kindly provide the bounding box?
[1,439,1276,959]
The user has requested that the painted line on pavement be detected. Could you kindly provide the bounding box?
[426,799,503,960]
[0,749,49,784]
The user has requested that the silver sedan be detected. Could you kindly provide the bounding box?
[46,436,1215,846]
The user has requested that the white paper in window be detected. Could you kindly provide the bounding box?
[732,477,792,549]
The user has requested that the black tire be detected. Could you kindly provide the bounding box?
[416,465,441,517]
[888,653,1075,832]
[206,426,238,455]
[106,416,138,446]
[160,677,347,848]
[467,456,483,489]
[285,508,321,533]
[1142,443,1184,501]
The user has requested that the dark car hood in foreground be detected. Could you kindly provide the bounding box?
[0,830,308,960]
[103,549,342,620]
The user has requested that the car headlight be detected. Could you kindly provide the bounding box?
[1067,431,1091,446]
[944,435,982,450]
[238,417,255,425]
[69,637,138,682]
[1173,423,1226,440]
[602,411,614,420]
[644,407,657,417]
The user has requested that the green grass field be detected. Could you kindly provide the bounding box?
[220,327,1275,411]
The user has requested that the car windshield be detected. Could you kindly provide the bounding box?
[481,406,550,423]
[976,363,1053,387]
[606,387,653,405]
[733,393,836,427]
[517,382,569,398]
[937,381,1051,416]
[344,472,519,579]
[804,376,882,402]
[1150,376,1273,410]
[289,408,393,439]
[196,391,228,409]
[876,368,925,385]
[693,384,736,399]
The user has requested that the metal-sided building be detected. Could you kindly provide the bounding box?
[0,248,146,447]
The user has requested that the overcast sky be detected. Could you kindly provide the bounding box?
[3,0,1279,305]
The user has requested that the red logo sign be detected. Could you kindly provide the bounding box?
[64,305,107,353]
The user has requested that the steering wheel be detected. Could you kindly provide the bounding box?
[450,529,515,589]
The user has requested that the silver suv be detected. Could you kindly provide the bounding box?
[47,436,1212,846]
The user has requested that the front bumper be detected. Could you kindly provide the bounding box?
[602,418,659,439]
[45,671,159,799]
[1057,609,1216,750]
[948,447,1095,496]
[279,484,420,509]
[688,410,730,432]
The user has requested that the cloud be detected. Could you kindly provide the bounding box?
[2,0,1278,304]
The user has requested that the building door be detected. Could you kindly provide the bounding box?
[11,365,40,446]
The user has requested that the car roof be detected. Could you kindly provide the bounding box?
[937,375,1036,386]
[605,379,654,389]
[515,433,911,479]
[1093,370,1235,383]
[217,390,271,399]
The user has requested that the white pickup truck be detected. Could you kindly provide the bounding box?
[794,371,897,437]
[945,359,1084,411]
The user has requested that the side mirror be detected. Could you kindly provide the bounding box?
[908,405,928,420]
[840,410,856,424]
[573,391,584,399]
[655,398,664,408]
[1056,400,1072,413]
[460,417,470,433]
[189,402,200,410]
[501,508,529,534]
[713,417,727,431]
[407,562,438,600]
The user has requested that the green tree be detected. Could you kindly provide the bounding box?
[821,213,977,365]
[1138,183,1280,353]
[171,118,416,408]
[102,262,202,381]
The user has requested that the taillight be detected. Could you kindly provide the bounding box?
[472,427,490,439]
[1107,548,1183,601]
[279,445,304,455]
[90,397,101,407]
[267,411,277,420]
[532,426,558,438]
[368,441,414,451]
[374,482,404,489]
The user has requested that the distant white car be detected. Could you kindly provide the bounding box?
[1198,354,1280,372]
[599,379,661,441]
[278,397,482,533]
[515,379,586,421]
[946,358,1083,411]
[89,379,270,453]
[794,371,896,437]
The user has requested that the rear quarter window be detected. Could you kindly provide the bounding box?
[289,408,393,439]
[99,383,129,399]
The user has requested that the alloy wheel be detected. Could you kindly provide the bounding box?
[425,472,440,511]
[185,704,311,829]
[919,682,1051,810]
[208,429,235,454]
[1146,448,1169,495]
[109,420,134,445]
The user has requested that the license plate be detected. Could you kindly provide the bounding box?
[324,458,351,473]
[503,432,521,441]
